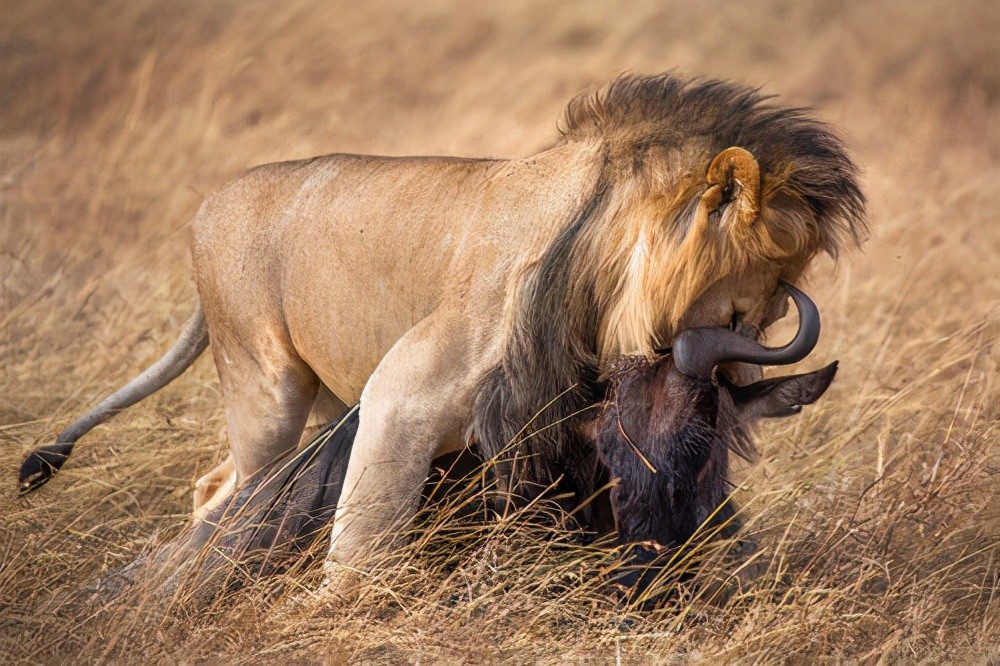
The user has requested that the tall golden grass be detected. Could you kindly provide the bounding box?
[2,0,998,661]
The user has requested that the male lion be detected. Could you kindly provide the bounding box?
[20,73,866,581]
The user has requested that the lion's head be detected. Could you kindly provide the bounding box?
[559,73,867,359]
[475,73,867,507]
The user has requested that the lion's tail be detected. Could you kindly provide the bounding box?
[18,304,210,494]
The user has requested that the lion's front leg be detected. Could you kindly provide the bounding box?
[323,314,485,591]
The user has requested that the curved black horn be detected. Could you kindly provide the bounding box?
[672,282,821,378]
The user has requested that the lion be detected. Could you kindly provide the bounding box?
[19,73,866,582]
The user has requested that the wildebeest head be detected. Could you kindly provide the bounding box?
[583,283,837,599]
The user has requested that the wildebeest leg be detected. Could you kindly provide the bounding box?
[89,408,362,603]
[325,314,481,589]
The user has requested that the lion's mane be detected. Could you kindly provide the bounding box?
[474,73,867,509]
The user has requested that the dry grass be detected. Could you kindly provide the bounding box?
[2,0,999,662]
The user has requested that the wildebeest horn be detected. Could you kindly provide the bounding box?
[672,281,821,378]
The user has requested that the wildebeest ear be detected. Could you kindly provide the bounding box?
[728,361,838,420]
[705,146,761,227]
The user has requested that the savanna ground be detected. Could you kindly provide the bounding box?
[2,0,998,662]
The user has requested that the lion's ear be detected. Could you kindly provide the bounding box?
[704,147,761,227]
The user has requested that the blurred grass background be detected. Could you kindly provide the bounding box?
[1,0,998,661]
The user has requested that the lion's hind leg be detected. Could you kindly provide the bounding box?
[192,380,348,521]
[208,327,321,486]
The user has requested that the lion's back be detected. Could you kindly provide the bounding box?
[186,151,512,390]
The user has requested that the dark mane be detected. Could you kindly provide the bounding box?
[560,72,867,257]
[473,176,611,512]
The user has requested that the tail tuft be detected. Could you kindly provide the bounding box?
[14,304,208,496]
[19,442,75,494]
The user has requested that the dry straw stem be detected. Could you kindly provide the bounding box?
[2,0,999,662]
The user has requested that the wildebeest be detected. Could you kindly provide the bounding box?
[20,73,865,586]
